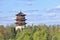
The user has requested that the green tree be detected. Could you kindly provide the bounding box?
[16,28,32,40]
[0,33,4,40]
[33,30,48,40]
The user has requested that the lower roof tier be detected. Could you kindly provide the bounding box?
[15,22,26,24]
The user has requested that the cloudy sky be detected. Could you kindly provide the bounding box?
[0,0,60,26]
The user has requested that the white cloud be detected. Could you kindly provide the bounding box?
[56,5,60,8]
[26,1,32,5]
[46,13,56,17]
[46,5,60,13]
[40,19,60,23]
[23,9,39,13]
[45,5,60,19]
[47,13,60,20]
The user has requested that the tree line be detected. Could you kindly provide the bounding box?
[0,24,60,40]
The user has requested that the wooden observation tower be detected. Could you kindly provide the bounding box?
[15,11,26,30]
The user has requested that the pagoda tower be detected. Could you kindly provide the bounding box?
[15,11,26,30]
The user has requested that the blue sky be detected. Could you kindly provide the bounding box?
[0,0,60,26]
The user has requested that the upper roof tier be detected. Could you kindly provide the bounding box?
[16,11,26,16]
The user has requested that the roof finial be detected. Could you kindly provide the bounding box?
[20,9,22,12]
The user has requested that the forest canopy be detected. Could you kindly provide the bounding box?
[0,24,60,40]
